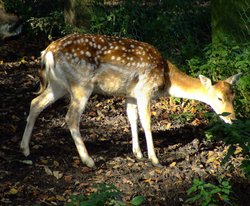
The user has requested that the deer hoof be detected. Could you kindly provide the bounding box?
[133,149,143,160]
[150,156,159,166]
[20,143,30,157]
[84,157,95,168]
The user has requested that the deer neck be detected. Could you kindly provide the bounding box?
[165,61,209,104]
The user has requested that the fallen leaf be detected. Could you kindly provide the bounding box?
[122,178,133,186]
[19,160,33,165]
[155,168,162,174]
[191,118,201,126]
[44,166,53,176]
[53,160,60,167]
[174,173,183,180]
[190,107,197,114]
[151,111,157,116]
[41,159,48,164]
[169,162,176,167]
[166,123,172,130]
[64,175,73,182]
[53,171,63,179]
[212,160,221,168]
[234,147,242,155]
[206,156,216,163]
[47,196,56,201]
[9,188,18,195]
[106,170,113,177]
[209,169,215,174]
[208,151,215,157]
[56,195,65,201]
[144,178,153,184]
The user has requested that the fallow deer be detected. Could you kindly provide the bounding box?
[20,34,241,167]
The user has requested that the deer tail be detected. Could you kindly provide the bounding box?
[35,50,54,94]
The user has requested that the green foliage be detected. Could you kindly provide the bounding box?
[89,0,143,38]
[211,0,250,44]
[3,0,64,21]
[67,183,145,206]
[169,112,195,124]
[27,11,73,39]
[185,178,234,206]
[130,196,145,206]
[141,0,210,62]
[187,40,250,118]
[67,184,123,206]
[89,0,210,62]
[3,0,67,38]
[2,0,28,19]
[3,0,211,62]
[205,115,250,179]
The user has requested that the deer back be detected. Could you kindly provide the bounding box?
[42,34,166,96]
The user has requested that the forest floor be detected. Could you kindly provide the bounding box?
[0,36,249,206]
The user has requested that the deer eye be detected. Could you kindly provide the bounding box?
[218,97,223,102]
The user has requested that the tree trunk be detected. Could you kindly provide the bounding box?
[211,0,250,43]
[0,0,22,40]
[64,0,93,28]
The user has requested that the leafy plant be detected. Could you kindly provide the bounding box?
[205,114,250,179]
[169,112,195,124]
[130,196,145,206]
[27,11,73,39]
[88,0,210,62]
[185,178,233,206]
[3,0,211,62]
[3,0,64,21]
[89,0,143,38]
[67,183,145,206]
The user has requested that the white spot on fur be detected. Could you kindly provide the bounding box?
[85,51,91,57]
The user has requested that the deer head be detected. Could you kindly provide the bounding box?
[199,73,242,123]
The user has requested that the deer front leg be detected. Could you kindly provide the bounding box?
[126,97,143,160]
[137,94,159,165]
[65,86,95,168]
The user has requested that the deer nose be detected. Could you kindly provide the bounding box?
[220,114,236,124]
[226,118,233,124]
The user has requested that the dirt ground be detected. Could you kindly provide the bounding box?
[0,36,249,206]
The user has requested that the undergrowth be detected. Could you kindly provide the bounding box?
[185,178,233,206]
[205,114,250,179]
[66,183,145,206]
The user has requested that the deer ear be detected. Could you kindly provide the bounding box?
[199,75,212,89]
[225,73,242,85]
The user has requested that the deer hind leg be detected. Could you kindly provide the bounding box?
[136,93,159,165]
[20,82,65,157]
[126,97,143,160]
[65,85,95,167]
